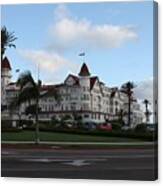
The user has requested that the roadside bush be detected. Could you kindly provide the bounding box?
[109,120,123,131]
[111,123,122,131]
[1,120,12,128]
[134,123,147,133]
[23,127,155,141]
[2,128,22,132]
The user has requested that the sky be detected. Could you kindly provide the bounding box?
[1,1,155,118]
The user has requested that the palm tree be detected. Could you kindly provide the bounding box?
[16,71,40,144]
[121,81,136,127]
[13,71,61,144]
[1,26,17,61]
[143,99,151,123]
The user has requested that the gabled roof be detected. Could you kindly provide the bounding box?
[8,82,16,86]
[90,76,104,95]
[110,87,118,98]
[64,74,79,85]
[1,57,12,70]
[41,85,55,91]
[40,84,63,91]
[90,76,98,90]
[78,63,90,76]
[40,84,61,97]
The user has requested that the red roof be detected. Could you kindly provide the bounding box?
[78,63,90,76]
[64,74,79,85]
[40,85,55,91]
[1,57,12,70]
[90,76,98,90]
[69,74,79,85]
[110,87,118,98]
[40,84,64,91]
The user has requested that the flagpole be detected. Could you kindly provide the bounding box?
[78,52,85,63]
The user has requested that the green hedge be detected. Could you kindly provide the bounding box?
[24,126,156,141]
[1,127,22,132]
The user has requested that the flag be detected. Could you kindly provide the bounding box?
[79,52,85,56]
[15,69,20,73]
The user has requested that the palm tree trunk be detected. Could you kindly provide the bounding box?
[1,45,4,62]
[145,103,148,123]
[128,95,131,127]
[35,97,39,144]
[145,103,150,123]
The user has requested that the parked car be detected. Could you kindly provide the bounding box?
[97,122,112,131]
[63,119,74,129]
[121,125,131,131]
[82,122,97,131]
[146,124,156,132]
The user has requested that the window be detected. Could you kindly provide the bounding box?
[110,107,113,113]
[83,103,89,110]
[110,99,113,105]
[61,105,64,111]
[95,113,96,119]
[71,103,76,110]
[84,114,89,118]
[83,94,89,100]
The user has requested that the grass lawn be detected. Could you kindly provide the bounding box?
[1,130,143,142]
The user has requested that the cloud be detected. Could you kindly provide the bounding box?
[48,5,138,51]
[54,4,71,21]
[18,49,79,84]
[134,78,154,122]
[134,78,153,103]
[19,49,78,73]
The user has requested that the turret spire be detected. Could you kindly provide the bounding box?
[78,63,90,77]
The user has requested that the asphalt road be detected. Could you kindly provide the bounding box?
[1,147,158,180]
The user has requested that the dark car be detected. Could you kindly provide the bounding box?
[82,122,97,131]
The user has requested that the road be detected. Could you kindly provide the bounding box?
[1,147,157,180]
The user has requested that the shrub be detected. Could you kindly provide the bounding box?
[134,123,147,133]
[109,120,123,131]
[1,120,13,128]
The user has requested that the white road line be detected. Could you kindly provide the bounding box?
[62,160,90,166]
[1,141,156,145]
[2,154,154,159]
[21,158,107,163]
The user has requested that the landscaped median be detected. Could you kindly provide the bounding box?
[2,129,157,149]
[2,130,143,142]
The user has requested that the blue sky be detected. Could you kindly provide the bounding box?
[2,1,154,91]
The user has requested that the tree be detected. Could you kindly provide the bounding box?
[14,71,60,144]
[1,26,17,61]
[16,71,40,144]
[121,81,136,127]
[25,104,41,116]
[117,109,127,126]
[143,99,151,123]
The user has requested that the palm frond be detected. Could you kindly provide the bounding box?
[1,26,17,58]
[17,71,36,90]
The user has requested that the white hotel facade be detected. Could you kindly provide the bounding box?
[1,57,144,128]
